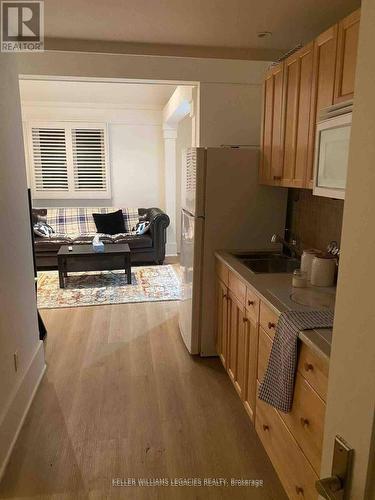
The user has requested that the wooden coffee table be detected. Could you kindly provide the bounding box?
[57,244,131,288]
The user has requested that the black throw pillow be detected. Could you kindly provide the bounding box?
[92,210,126,235]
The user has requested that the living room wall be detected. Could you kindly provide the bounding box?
[20,81,173,211]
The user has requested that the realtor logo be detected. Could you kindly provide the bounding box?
[1,1,44,52]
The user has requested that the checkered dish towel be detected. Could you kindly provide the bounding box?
[258,310,334,413]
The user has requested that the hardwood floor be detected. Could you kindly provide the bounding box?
[0,301,286,499]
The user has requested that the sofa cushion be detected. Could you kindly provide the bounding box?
[92,210,126,235]
[34,235,73,252]
[72,234,114,244]
[112,234,153,249]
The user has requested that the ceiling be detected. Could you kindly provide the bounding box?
[19,80,178,107]
[43,0,361,58]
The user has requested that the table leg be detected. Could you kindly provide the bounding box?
[126,256,132,284]
[58,257,65,288]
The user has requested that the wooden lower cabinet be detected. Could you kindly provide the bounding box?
[227,290,247,399]
[257,326,273,382]
[256,385,319,500]
[279,373,325,474]
[216,259,328,499]
[243,313,258,422]
[297,343,329,402]
[259,301,279,340]
[215,278,228,368]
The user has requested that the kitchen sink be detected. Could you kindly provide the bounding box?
[232,252,300,274]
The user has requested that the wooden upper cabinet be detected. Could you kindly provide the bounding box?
[306,24,338,187]
[334,8,361,104]
[259,8,360,191]
[281,42,314,188]
[260,63,284,185]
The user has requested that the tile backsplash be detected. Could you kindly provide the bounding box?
[286,189,344,252]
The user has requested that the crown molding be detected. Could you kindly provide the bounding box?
[44,38,283,62]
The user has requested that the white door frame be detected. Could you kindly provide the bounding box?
[162,85,196,256]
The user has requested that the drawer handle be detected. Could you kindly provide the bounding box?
[295,486,304,496]
[300,417,310,428]
[248,299,255,306]
[262,424,269,432]
[268,321,276,330]
[304,362,314,372]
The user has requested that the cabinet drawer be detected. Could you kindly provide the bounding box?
[257,326,273,383]
[279,373,325,474]
[228,271,246,304]
[297,344,329,402]
[256,386,318,500]
[259,301,279,340]
[245,286,260,322]
[216,259,229,286]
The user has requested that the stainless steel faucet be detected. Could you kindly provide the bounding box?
[271,233,300,258]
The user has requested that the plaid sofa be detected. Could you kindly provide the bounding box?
[32,207,170,269]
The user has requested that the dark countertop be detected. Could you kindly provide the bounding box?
[215,250,335,362]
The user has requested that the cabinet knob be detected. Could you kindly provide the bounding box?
[295,486,304,496]
[243,317,249,323]
[262,424,269,431]
[304,362,314,372]
[300,417,310,428]
[268,321,276,330]
[223,294,227,299]
[248,300,255,306]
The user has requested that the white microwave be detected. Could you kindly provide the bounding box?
[313,111,352,200]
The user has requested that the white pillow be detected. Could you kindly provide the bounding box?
[135,221,150,235]
[33,222,55,238]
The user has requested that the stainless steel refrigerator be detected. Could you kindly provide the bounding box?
[178,147,287,356]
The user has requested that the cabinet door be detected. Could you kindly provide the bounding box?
[334,8,360,104]
[306,25,338,188]
[215,278,228,368]
[282,42,314,188]
[227,291,246,398]
[260,63,284,185]
[243,314,259,422]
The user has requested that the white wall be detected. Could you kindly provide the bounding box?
[321,2,375,497]
[199,82,263,146]
[110,123,164,208]
[16,52,270,149]
[21,102,165,210]
[0,55,45,480]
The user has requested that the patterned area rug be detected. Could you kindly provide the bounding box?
[37,265,181,309]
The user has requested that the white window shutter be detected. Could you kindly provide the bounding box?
[71,127,108,193]
[31,127,69,192]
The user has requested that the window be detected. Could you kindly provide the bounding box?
[27,122,110,199]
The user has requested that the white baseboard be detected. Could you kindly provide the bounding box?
[0,340,46,481]
[166,241,178,256]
